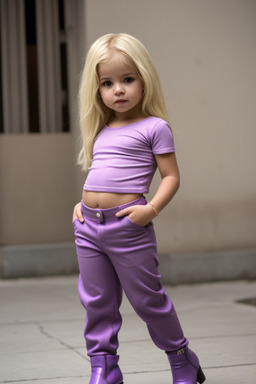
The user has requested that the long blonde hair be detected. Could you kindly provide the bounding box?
[78,33,171,170]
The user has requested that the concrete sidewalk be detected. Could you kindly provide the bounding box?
[0,277,256,383]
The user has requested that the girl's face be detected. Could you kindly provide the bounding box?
[98,52,144,120]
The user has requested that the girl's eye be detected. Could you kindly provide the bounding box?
[102,81,113,87]
[124,77,134,84]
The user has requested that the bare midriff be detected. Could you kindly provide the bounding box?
[82,190,143,209]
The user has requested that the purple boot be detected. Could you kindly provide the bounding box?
[89,355,123,384]
[167,347,206,384]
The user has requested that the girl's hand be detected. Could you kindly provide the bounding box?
[115,204,156,227]
[72,202,84,223]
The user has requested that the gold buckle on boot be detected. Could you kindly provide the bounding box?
[177,348,185,355]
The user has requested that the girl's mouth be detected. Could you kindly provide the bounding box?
[115,99,127,104]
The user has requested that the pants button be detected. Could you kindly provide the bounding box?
[96,212,101,218]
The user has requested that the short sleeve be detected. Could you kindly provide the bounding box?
[151,120,175,154]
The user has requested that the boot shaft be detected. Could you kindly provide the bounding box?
[167,347,206,384]
[89,355,123,384]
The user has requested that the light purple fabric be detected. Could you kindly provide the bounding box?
[73,197,186,357]
[83,117,175,194]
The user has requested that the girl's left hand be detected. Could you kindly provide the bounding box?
[115,204,156,227]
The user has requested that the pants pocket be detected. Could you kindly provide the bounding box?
[126,215,153,229]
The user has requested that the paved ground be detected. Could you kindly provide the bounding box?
[0,276,256,383]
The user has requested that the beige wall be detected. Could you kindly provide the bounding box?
[0,0,85,246]
[0,135,80,245]
[1,0,255,255]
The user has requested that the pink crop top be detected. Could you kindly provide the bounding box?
[83,116,175,194]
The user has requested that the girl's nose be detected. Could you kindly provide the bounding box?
[114,83,124,95]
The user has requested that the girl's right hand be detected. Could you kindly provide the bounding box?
[72,202,84,223]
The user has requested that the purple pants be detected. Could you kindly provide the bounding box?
[73,197,186,356]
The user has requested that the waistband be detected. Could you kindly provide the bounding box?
[81,196,147,223]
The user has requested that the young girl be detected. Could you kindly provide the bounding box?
[72,33,206,384]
